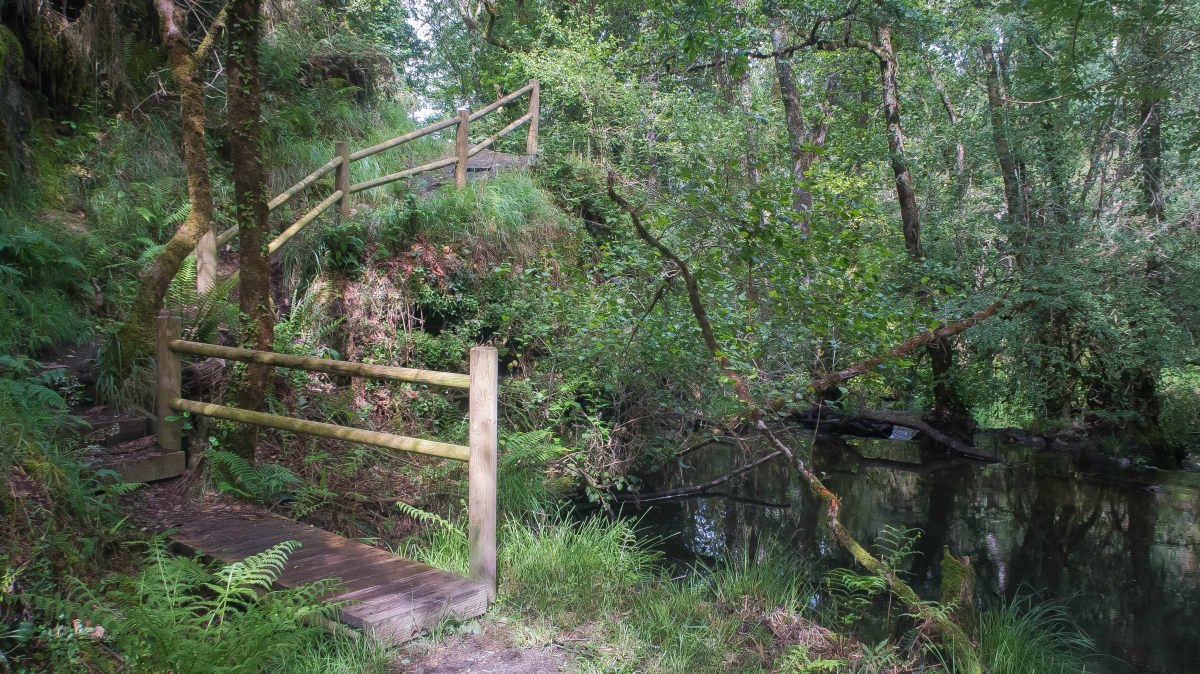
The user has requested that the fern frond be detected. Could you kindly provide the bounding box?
[164,200,191,227]
[208,450,301,503]
[395,501,465,538]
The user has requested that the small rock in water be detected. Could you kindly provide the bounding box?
[1030,436,1047,449]
[1144,485,1171,494]
[1116,458,1132,468]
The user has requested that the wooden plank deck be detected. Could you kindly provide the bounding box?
[169,510,488,643]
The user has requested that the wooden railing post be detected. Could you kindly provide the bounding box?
[468,346,498,599]
[526,79,539,156]
[455,108,470,189]
[196,226,216,295]
[335,141,351,217]
[157,310,182,454]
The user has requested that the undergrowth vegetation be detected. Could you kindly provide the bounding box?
[391,511,1096,674]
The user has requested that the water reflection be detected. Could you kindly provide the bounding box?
[628,430,1200,674]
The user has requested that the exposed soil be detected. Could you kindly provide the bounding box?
[401,634,567,674]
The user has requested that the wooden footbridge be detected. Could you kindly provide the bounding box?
[93,82,542,642]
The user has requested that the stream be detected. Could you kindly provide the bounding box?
[623,430,1200,674]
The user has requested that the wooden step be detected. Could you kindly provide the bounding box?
[86,436,186,483]
[63,406,153,447]
[166,509,488,644]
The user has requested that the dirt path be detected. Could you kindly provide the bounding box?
[401,634,567,674]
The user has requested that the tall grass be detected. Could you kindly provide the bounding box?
[502,512,659,619]
[266,633,392,674]
[977,596,1096,674]
[704,545,815,612]
[410,171,561,244]
[395,511,824,673]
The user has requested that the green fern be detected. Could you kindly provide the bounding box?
[35,535,337,674]
[165,257,238,342]
[395,500,465,538]
[497,430,567,514]
[163,200,191,227]
[208,449,301,503]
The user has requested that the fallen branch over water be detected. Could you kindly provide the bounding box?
[755,420,981,673]
[849,411,999,462]
[612,450,783,503]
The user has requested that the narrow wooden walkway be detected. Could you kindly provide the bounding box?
[169,509,488,643]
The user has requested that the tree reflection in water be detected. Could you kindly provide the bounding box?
[628,431,1200,674]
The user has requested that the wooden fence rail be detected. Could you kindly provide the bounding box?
[156,314,499,598]
[202,79,540,276]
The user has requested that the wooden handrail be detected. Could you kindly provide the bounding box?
[215,158,345,248]
[269,156,344,211]
[468,112,534,159]
[269,191,343,254]
[201,79,540,308]
[156,317,498,596]
[169,398,470,461]
[222,191,343,285]
[168,338,471,388]
[469,82,535,122]
[350,156,459,194]
[349,117,461,163]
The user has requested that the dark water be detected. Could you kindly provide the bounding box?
[625,430,1200,674]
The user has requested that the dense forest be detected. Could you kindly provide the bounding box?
[1,0,1197,671]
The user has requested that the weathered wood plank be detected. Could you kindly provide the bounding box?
[167,510,487,644]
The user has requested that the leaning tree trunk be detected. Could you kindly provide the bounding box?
[226,0,273,464]
[875,25,922,260]
[107,1,224,375]
[925,60,967,203]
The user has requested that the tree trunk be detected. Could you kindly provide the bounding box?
[1138,98,1165,222]
[107,2,223,374]
[875,25,922,260]
[925,60,967,203]
[227,0,273,464]
[771,20,823,230]
[981,41,1023,233]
